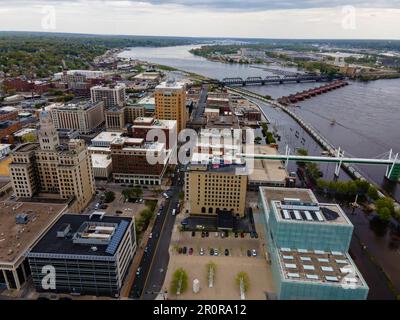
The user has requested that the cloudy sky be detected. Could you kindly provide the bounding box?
[0,0,399,39]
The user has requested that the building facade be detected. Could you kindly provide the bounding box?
[258,187,369,300]
[50,100,105,134]
[90,85,126,108]
[26,213,136,297]
[155,81,187,133]
[9,111,95,212]
[110,137,170,186]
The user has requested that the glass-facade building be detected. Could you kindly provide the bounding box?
[259,187,369,300]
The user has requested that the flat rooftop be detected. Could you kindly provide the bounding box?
[91,154,112,169]
[277,247,368,288]
[0,201,67,264]
[156,81,185,90]
[261,187,351,226]
[248,145,288,184]
[92,131,123,144]
[28,213,132,257]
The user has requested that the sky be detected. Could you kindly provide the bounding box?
[0,0,399,39]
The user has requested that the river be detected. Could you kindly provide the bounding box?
[120,44,400,201]
[119,45,400,298]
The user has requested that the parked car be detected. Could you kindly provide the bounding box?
[201,231,206,238]
[247,250,252,257]
[225,249,229,256]
[191,231,196,237]
[220,232,225,239]
[234,232,239,238]
[215,232,219,238]
[149,233,153,239]
[210,248,214,256]
[154,232,159,238]
[254,232,259,239]
[189,248,193,255]
[178,247,183,254]
[240,232,245,238]
[182,246,187,254]
[250,232,255,239]
[213,249,219,256]
[199,248,205,256]
[144,246,149,253]
[224,231,229,238]
[116,210,122,214]
[205,231,209,237]
[136,267,142,276]
[252,249,257,257]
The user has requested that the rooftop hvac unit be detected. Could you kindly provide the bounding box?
[15,213,28,224]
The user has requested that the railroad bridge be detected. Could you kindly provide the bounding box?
[221,74,339,86]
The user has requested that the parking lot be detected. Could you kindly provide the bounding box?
[171,230,262,259]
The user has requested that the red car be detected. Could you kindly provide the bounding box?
[240,232,245,238]
[189,248,193,255]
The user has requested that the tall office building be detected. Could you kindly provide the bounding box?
[50,100,105,134]
[90,84,126,108]
[259,187,369,300]
[9,111,95,212]
[155,80,187,133]
[185,129,247,218]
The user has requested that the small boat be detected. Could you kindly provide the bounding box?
[330,118,336,126]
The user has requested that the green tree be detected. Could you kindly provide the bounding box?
[170,268,189,295]
[21,132,37,143]
[104,191,115,203]
[375,197,395,216]
[367,185,379,200]
[377,207,392,222]
[235,272,250,294]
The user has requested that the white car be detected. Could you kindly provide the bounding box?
[252,249,257,257]
[162,193,169,199]
[149,233,153,239]
[213,249,219,256]
[199,248,205,256]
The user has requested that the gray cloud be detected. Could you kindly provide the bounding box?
[1,0,400,11]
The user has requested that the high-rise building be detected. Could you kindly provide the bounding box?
[155,80,187,133]
[110,137,170,186]
[50,100,105,134]
[105,107,126,131]
[185,129,247,217]
[90,84,126,108]
[9,111,95,212]
[259,187,369,300]
[27,212,136,297]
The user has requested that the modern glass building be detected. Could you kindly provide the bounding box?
[26,212,136,298]
[259,187,369,300]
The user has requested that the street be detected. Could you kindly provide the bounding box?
[129,165,185,299]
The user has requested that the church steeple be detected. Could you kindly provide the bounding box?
[38,110,59,151]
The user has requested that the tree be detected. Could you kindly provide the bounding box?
[122,188,132,200]
[367,185,379,200]
[375,197,394,223]
[21,132,37,143]
[235,272,250,294]
[104,191,115,203]
[377,207,392,222]
[132,186,143,198]
[170,268,188,295]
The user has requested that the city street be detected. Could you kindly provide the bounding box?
[129,165,185,299]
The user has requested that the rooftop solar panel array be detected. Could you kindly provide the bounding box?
[105,220,129,255]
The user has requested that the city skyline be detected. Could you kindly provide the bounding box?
[0,0,400,39]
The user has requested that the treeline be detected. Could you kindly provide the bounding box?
[0,32,196,78]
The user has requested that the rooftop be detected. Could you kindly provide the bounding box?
[91,154,112,169]
[261,187,352,226]
[0,201,68,264]
[248,145,288,184]
[277,247,368,288]
[92,131,123,144]
[27,213,132,258]
[156,80,186,90]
